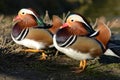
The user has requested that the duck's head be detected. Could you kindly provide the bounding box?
[13,8,46,29]
[60,14,97,36]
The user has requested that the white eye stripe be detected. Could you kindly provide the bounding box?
[20,9,34,15]
[67,14,90,28]
[19,8,38,20]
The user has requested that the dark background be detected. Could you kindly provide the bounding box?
[0,0,120,19]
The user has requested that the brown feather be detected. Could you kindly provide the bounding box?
[95,17,111,49]
[60,23,89,36]
[49,15,63,34]
[70,22,89,35]
[64,18,89,35]
[69,37,103,57]
[26,28,53,47]
[17,14,37,29]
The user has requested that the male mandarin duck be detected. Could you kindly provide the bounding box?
[11,8,62,60]
[53,14,111,73]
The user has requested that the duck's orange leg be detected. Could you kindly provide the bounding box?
[79,60,87,71]
[72,60,87,73]
[21,49,47,60]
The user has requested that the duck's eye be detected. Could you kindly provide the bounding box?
[71,19,74,22]
[22,12,25,15]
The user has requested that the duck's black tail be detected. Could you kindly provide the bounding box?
[105,34,120,58]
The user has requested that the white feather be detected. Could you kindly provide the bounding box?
[104,49,120,58]
[19,9,39,21]
[67,14,90,28]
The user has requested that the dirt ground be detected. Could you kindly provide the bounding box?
[0,52,120,80]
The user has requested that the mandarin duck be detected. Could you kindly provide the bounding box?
[11,8,62,60]
[53,14,111,73]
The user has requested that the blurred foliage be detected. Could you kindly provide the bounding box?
[0,0,81,15]
[84,0,120,20]
[0,0,120,19]
[0,0,89,15]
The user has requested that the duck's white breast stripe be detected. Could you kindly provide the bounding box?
[59,35,77,47]
[15,28,29,41]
